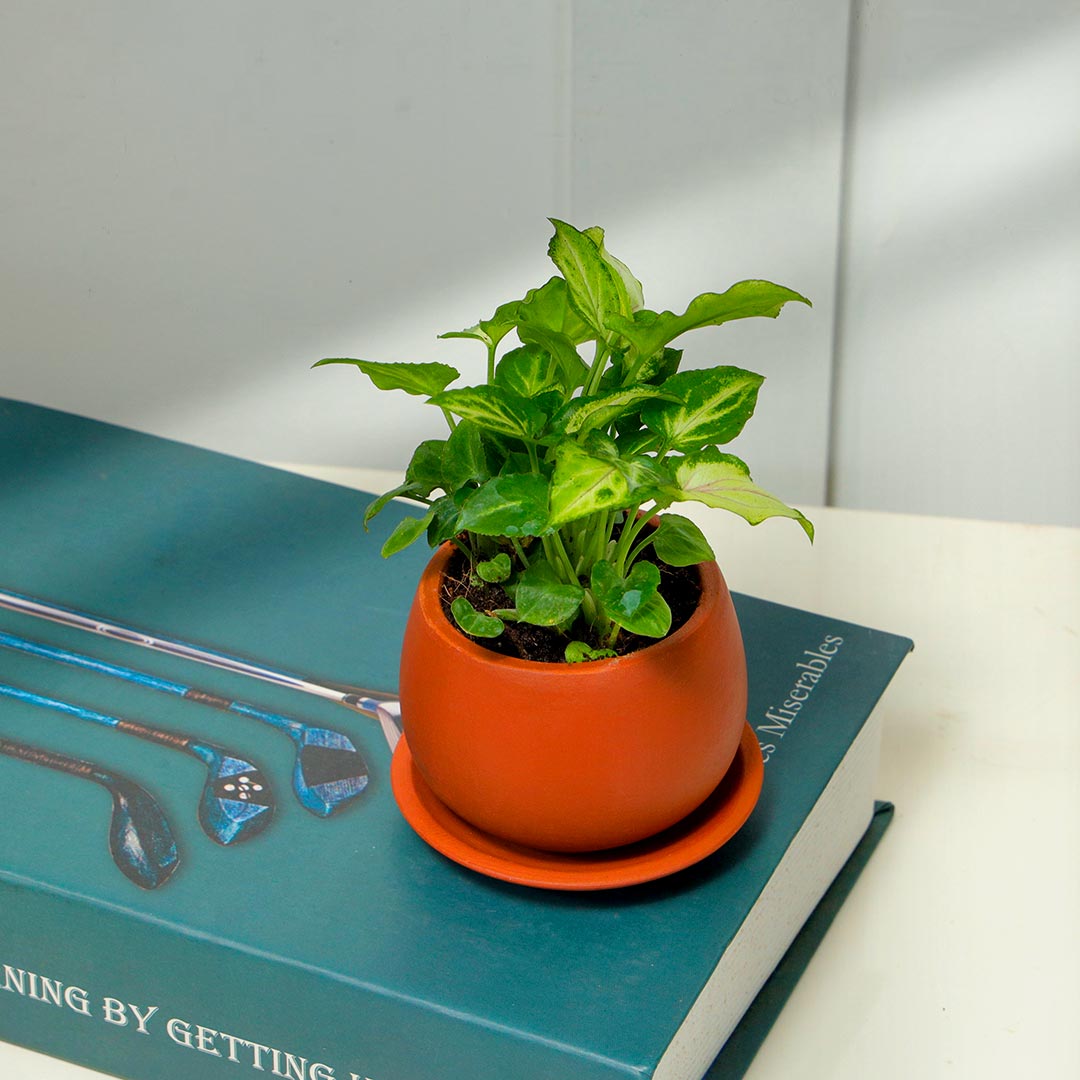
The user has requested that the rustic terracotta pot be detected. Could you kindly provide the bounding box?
[397,544,748,853]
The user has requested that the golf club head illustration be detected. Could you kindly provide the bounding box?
[180,739,274,845]
[0,630,369,818]
[106,773,183,889]
[0,736,180,890]
[289,724,370,817]
[0,682,274,845]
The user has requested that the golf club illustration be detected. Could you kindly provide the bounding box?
[0,589,402,751]
[0,734,179,889]
[0,629,368,818]
[0,682,273,846]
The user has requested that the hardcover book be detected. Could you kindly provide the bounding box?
[0,399,911,1080]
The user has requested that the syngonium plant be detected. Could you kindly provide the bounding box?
[316,220,813,662]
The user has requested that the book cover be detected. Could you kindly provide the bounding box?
[0,399,911,1080]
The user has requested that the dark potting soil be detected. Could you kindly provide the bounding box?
[438,545,703,664]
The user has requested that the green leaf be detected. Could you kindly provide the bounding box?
[582,225,643,312]
[450,597,505,638]
[514,560,585,626]
[494,344,561,398]
[650,513,716,566]
[605,280,811,359]
[548,385,676,437]
[429,385,547,440]
[673,449,814,540]
[515,276,594,346]
[565,641,617,663]
[499,450,541,477]
[577,432,674,504]
[438,298,523,351]
[457,474,551,537]
[476,553,512,583]
[363,483,421,529]
[547,219,624,337]
[617,429,663,457]
[547,441,632,528]
[602,346,682,392]
[641,366,764,450]
[637,347,684,386]
[442,420,493,490]
[381,509,435,557]
[509,277,592,391]
[313,358,459,397]
[590,560,671,638]
[405,439,447,496]
[546,435,673,524]
[426,488,470,546]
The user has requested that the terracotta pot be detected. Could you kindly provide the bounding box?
[397,544,748,853]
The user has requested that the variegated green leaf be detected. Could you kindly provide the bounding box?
[457,474,550,537]
[313,358,459,396]
[641,366,764,450]
[605,280,811,360]
[429,385,547,440]
[547,442,631,527]
[549,386,674,436]
[494,344,561,399]
[547,219,624,336]
[583,225,644,312]
[673,449,814,539]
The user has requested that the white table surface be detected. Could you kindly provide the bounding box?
[4,465,1078,1080]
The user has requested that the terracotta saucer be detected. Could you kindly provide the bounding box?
[390,723,764,891]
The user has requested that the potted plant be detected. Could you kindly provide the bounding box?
[316,219,812,857]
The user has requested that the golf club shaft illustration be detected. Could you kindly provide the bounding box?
[0,630,368,817]
[0,589,402,750]
[0,682,273,845]
[0,735,179,889]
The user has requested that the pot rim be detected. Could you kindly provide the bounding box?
[417,542,726,676]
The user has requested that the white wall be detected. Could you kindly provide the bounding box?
[831,0,1080,526]
[2,2,1077,525]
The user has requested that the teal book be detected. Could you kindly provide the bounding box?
[0,399,911,1080]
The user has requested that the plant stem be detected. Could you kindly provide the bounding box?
[584,340,611,397]
[440,408,458,432]
[451,536,474,568]
[486,342,497,385]
[612,502,643,573]
[549,530,578,585]
[511,537,531,568]
[619,508,658,571]
[526,441,540,474]
[627,530,657,567]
